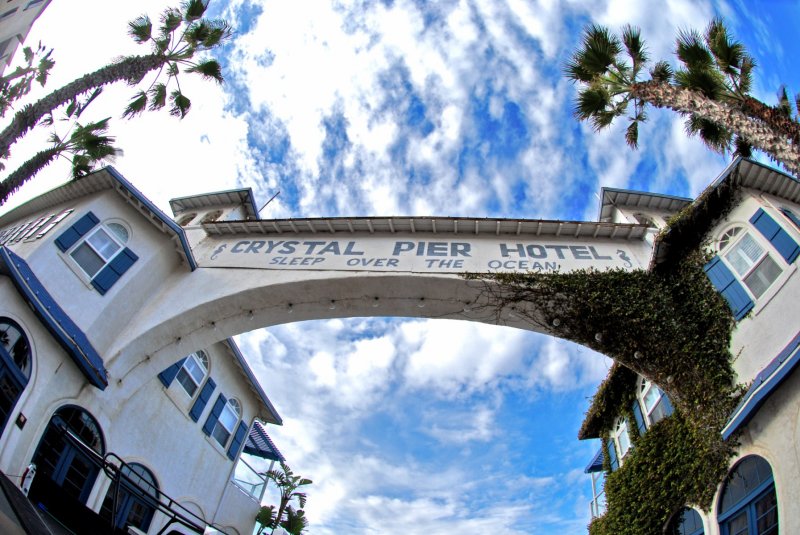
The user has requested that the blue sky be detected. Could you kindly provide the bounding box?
[4,0,800,533]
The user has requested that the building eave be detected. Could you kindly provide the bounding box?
[722,330,800,440]
[169,188,259,220]
[0,167,197,271]
[598,187,692,224]
[0,247,107,389]
[225,339,282,425]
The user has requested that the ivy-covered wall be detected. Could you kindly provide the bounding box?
[466,180,745,534]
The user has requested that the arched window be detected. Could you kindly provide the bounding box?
[211,397,241,448]
[638,377,673,427]
[177,212,196,226]
[0,318,31,434]
[718,225,782,299]
[668,507,704,535]
[30,405,105,528]
[101,462,160,532]
[718,455,777,535]
[200,210,223,224]
[176,350,209,398]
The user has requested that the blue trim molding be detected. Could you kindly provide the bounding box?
[0,247,108,389]
[722,330,800,440]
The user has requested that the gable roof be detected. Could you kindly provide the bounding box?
[0,167,196,271]
[598,188,692,223]
[169,188,259,220]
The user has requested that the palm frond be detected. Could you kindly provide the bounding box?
[148,83,167,110]
[622,25,648,75]
[738,55,754,94]
[169,90,191,118]
[705,19,744,75]
[676,29,713,71]
[166,62,180,77]
[187,59,223,83]
[574,86,613,121]
[185,20,232,49]
[625,120,639,149]
[160,8,183,36]
[649,61,673,83]
[684,115,731,153]
[123,90,148,119]
[183,0,208,22]
[733,135,753,158]
[778,86,792,117]
[566,24,622,83]
[128,15,153,44]
[35,55,55,86]
[674,68,725,100]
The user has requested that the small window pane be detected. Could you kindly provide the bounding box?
[86,229,120,260]
[106,223,128,243]
[726,234,763,276]
[218,405,237,432]
[743,256,781,298]
[71,242,105,277]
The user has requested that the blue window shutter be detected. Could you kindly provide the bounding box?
[606,439,618,472]
[91,248,138,295]
[662,395,674,417]
[191,378,217,423]
[632,401,646,435]
[704,256,754,320]
[202,392,226,434]
[227,421,248,460]
[54,212,99,252]
[158,358,186,387]
[751,208,800,264]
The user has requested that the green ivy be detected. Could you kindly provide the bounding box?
[466,241,744,533]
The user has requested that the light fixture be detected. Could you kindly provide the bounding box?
[372,297,380,308]
[552,318,561,327]
[417,298,426,308]
[329,300,337,310]
[595,332,603,342]
[634,351,642,359]
[286,303,294,314]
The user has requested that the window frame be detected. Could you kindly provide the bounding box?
[175,351,209,399]
[613,417,631,464]
[67,223,127,279]
[717,456,778,535]
[211,398,241,449]
[718,226,782,300]
[637,378,671,427]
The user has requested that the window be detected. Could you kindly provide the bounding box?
[638,378,673,427]
[55,213,138,295]
[211,398,241,448]
[613,417,631,462]
[0,318,31,435]
[100,463,159,533]
[669,507,704,535]
[200,210,223,224]
[175,351,208,398]
[723,232,781,299]
[177,213,196,226]
[718,456,777,535]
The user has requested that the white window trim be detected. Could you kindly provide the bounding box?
[613,417,631,465]
[59,220,132,287]
[638,378,665,428]
[175,351,209,400]
[716,223,796,316]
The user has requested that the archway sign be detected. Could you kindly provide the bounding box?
[105,217,653,389]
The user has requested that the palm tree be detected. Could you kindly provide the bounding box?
[0,118,121,202]
[260,463,312,534]
[0,44,54,118]
[565,19,800,175]
[0,0,230,188]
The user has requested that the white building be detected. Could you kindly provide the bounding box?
[0,0,50,72]
[0,168,285,534]
[582,158,800,534]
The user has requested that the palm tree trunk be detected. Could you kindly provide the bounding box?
[0,146,61,204]
[0,54,165,161]
[631,81,800,176]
